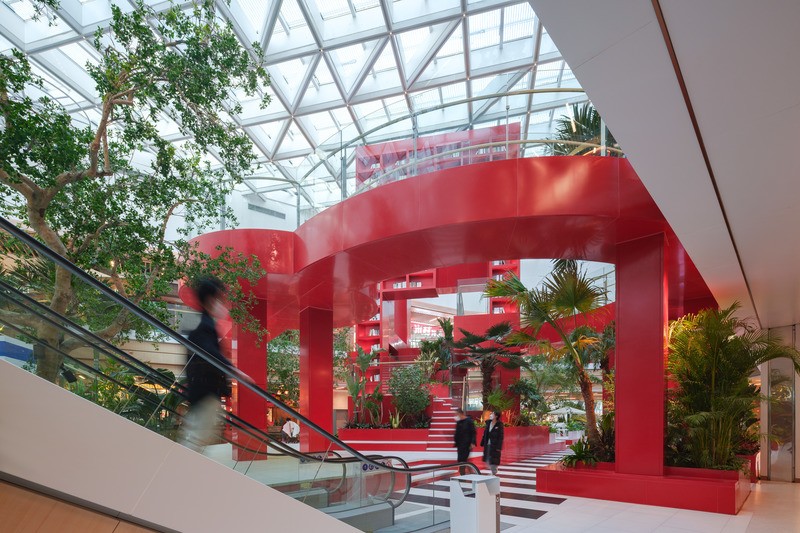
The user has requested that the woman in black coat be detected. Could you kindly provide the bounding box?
[481,410,504,475]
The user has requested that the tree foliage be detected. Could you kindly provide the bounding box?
[388,365,431,427]
[0,0,271,381]
[416,317,454,381]
[666,303,800,469]
[267,330,300,408]
[549,102,621,156]
[451,321,528,411]
[485,260,610,449]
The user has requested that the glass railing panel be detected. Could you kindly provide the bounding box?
[0,218,481,531]
[295,88,628,219]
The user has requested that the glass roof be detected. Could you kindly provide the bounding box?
[0,0,588,220]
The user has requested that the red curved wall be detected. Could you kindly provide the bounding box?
[187,156,713,333]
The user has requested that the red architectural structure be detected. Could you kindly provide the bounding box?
[183,155,744,514]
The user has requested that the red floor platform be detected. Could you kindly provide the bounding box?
[536,462,750,515]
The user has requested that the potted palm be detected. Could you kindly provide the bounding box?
[666,303,800,473]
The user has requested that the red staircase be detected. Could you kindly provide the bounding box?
[426,397,458,451]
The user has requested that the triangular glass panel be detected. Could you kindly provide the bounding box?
[274,121,312,158]
[265,0,317,59]
[246,119,287,155]
[396,20,457,86]
[297,58,345,114]
[267,56,316,109]
[329,39,382,98]
[414,21,464,87]
[355,41,403,101]
[230,0,273,43]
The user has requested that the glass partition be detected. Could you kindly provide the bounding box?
[0,217,478,532]
[289,87,624,224]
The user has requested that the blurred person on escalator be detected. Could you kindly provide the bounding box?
[179,276,234,451]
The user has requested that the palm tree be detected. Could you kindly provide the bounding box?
[666,303,800,469]
[417,317,455,379]
[450,322,528,412]
[485,261,607,448]
[549,102,621,157]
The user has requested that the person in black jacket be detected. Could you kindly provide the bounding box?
[179,276,234,451]
[481,410,504,475]
[453,408,476,475]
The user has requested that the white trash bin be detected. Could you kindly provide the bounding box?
[449,474,501,533]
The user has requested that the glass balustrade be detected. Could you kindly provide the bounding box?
[0,218,479,532]
[291,86,623,225]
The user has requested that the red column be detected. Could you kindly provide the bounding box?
[299,307,333,452]
[231,298,269,461]
[615,233,668,476]
[395,298,408,344]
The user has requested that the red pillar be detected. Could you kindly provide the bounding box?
[395,298,408,344]
[231,298,269,461]
[299,307,333,452]
[615,233,668,476]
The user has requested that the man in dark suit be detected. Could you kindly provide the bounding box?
[454,408,476,475]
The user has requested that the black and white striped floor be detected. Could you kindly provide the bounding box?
[387,450,571,532]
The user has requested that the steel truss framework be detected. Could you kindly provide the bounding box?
[0,0,587,211]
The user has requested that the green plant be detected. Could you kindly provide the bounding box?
[388,365,431,427]
[451,322,529,411]
[487,387,515,412]
[389,410,403,429]
[417,317,455,380]
[364,388,384,425]
[561,438,597,467]
[345,346,380,425]
[549,102,621,157]
[666,303,800,470]
[595,411,615,462]
[267,330,300,408]
[0,0,271,381]
[565,418,586,431]
[485,260,612,450]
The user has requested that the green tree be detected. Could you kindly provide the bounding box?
[417,317,455,380]
[388,365,431,427]
[485,261,608,448]
[345,346,380,425]
[0,0,270,381]
[666,303,800,469]
[333,327,354,384]
[267,330,300,408]
[451,322,528,412]
[549,102,621,156]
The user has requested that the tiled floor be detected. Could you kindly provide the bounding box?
[361,449,800,533]
[199,443,800,533]
[500,480,800,533]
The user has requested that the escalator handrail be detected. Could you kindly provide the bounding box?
[0,288,442,510]
[0,280,185,394]
[0,281,419,500]
[0,216,481,478]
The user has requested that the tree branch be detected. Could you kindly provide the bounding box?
[0,168,37,199]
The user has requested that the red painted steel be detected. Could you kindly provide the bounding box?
[230,298,270,461]
[182,156,730,512]
[299,307,334,452]
[188,158,713,334]
[615,234,667,476]
[537,463,750,514]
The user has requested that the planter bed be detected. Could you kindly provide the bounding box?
[537,462,750,514]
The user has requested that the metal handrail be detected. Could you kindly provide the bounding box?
[298,87,587,184]
[354,138,625,194]
[0,279,409,507]
[0,216,480,481]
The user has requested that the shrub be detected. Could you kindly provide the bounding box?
[561,438,597,467]
[388,366,431,427]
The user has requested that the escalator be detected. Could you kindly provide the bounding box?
[0,217,478,533]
